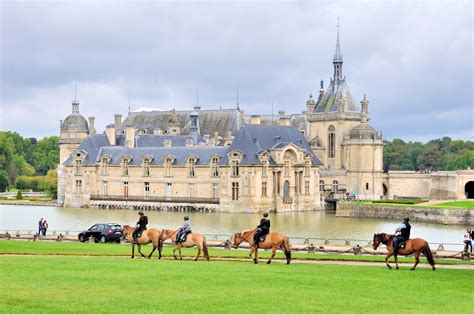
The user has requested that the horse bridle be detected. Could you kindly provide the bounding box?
[162,229,179,241]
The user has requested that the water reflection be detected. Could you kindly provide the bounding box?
[0,205,466,248]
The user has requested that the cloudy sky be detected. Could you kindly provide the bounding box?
[1,0,472,141]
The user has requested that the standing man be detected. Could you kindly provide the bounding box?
[393,217,411,256]
[38,218,44,236]
[463,228,472,253]
[253,212,270,247]
[132,211,148,243]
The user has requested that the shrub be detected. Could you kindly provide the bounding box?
[0,174,8,192]
[16,190,23,200]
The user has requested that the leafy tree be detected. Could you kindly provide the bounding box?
[0,174,8,192]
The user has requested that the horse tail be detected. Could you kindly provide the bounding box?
[423,243,435,266]
[283,236,291,264]
[202,236,210,261]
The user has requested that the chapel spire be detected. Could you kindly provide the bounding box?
[333,17,343,81]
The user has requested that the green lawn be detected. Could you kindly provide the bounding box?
[0,241,472,266]
[432,201,474,209]
[0,255,471,313]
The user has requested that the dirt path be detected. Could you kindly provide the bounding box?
[1,253,472,269]
[414,200,450,206]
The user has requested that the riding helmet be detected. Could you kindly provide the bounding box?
[403,217,409,222]
[184,216,189,220]
[138,211,144,215]
[263,212,269,217]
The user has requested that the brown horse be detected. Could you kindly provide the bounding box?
[233,229,291,264]
[122,225,163,259]
[161,229,210,261]
[373,233,436,271]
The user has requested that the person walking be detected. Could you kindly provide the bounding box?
[38,218,44,236]
[463,228,472,253]
[42,219,48,236]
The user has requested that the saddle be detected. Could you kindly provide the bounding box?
[399,240,406,249]
[258,234,267,243]
[178,231,191,243]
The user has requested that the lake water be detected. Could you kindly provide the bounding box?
[0,204,466,249]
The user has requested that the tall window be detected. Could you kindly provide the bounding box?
[143,158,150,176]
[262,159,268,178]
[333,180,338,192]
[305,181,310,196]
[212,183,219,199]
[366,183,369,190]
[102,181,108,196]
[304,160,310,177]
[144,182,150,199]
[262,181,267,197]
[232,182,239,201]
[328,125,336,158]
[101,158,108,176]
[75,180,82,197]
[188,158,195,177]
[165,158,172,177]
[123,181,129,198]
[211,157,219,177]
[189,183,195,198]
[122,159,129,176]
[231,160,239,177]
[284,160,290,177]
[319,180,325,191]
[75,160,82,176]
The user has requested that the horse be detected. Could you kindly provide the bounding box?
[160,229,210,261]
[233,229,291,264]
[372,233,436,271]
[121,225,163,259]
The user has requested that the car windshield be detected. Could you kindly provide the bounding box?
[89,225,98,231]
[110,225,122,231]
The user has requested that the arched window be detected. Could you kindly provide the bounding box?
[333,180,338,192]
[328,125,336,158]
[319,180,325,191]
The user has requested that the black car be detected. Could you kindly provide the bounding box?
[78,223,122,243]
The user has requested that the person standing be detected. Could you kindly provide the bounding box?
[463,228,472,253]
[38,218,44,236]
[42,219,49,236]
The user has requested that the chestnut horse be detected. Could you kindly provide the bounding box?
[233,229,291,264]
[122,225,163,259]
[373,233,435,271]
[161,229,210,261]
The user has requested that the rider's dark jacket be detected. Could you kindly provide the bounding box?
[136,215,148,230]
[396,222,411,239]
[257,218,270,235]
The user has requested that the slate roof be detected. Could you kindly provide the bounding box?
[117,108,243,136]
[64,134,110,165]
[226,125,321,165]
[61,114,89,133]
[314,78,358,113]
[115,134,203,147]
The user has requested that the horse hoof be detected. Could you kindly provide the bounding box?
[253,259,258,264]
[387,266,391,270]
[266,260,271,264]
[396,267,399,270]
[432,267,436,271]
[410,268,415,271]
[286,261,290,265]
[194,259,198,262]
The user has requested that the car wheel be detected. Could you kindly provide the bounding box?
[100,235,107,243]
[79,234,85,242]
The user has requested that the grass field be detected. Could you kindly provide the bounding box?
[0,254,472,313]
[431,201,474,209]
[349,200,474,209]
[1,241,472,265]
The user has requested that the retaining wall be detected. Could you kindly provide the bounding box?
[336,204,474,225]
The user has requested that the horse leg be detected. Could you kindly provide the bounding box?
[249,246,257,262]
[411,251,420,271]
[267,245,277,264]
[137,244,145,258]
[173,246,178,260]
[148,245,156,259]
[254,248,259,264]
[179,245,183,260]
[194,244,201,262]
[385,252,392,270]
[395,254,399,270]
[131,244,135,259]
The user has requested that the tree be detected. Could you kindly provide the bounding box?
[0,174,8,192]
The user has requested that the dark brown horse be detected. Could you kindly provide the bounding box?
[161,229,210,261]
[122,225,163,259]
[233,229,291,264]
[373,233,435,271]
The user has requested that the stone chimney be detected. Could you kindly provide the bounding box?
[125,126,135,148]
[279,116,290,126]
[250,115,261,125]
[88,116,96,135]
[105,125,115,145]
[164,139,172,148]
[114,114,122,131]
[224,131,234,146]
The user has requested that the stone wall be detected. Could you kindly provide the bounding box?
[336,204,474,225]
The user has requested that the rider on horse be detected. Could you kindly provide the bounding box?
[393,217,411,256]
[176,216,192,244]
[132,211,148,243]
[253,212,270,246]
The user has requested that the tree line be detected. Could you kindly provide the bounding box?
[383,137,474,172]
[0,131,59,194]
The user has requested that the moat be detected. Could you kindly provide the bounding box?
[0,204,465,249]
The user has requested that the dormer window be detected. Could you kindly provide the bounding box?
[188,157,195,177]
[262,159,268,178]
[231,160,239,177]
[101,157,108,176]
[122,158,130,176]
[143,158,150,176]
[211,157,219,177]
[304,159,311,177]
